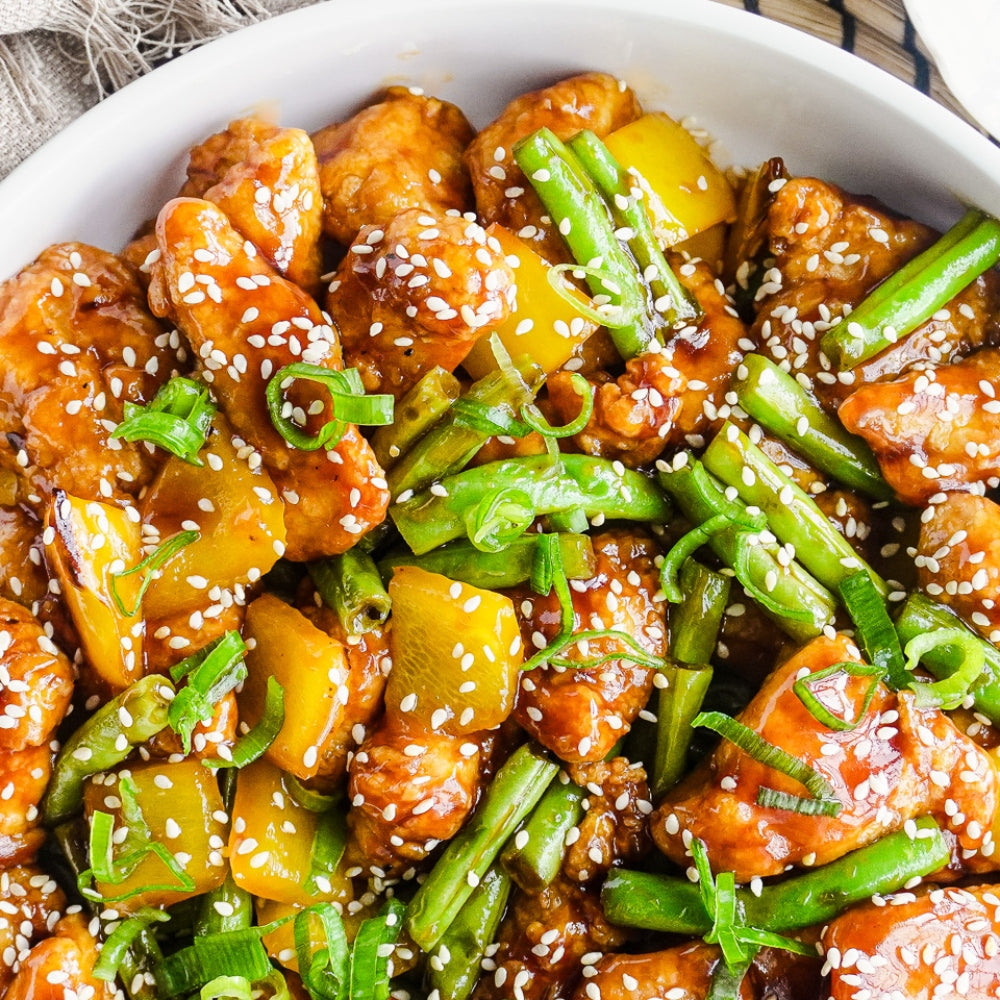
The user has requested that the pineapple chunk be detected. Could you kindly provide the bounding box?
[462,225,598,379]
[604,112,736,246]
[229,758,347,906]
[82,758,227,912]
[140,417,286,621]
[384,566,522,734]
[240,593,350,780]
[44,490,143,691]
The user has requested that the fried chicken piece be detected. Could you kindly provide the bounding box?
[510,530,665,764]
[312,87,474,246]
[570,942,822,1000]
[148,197,389,560]
[0,505,48,609]
[821,884,1000,1000]
[563,757,652,884]
[326,208,515,397]
[465,72,642,264]
[651,633,998,881]
[0,865,69,994]
[0,747,50,842]
[0,598,73,753]
[0,242,177,515]
[547,256,748,466]
[839,347,1000,506]
[180,118,324,294]
[916,491,1000,645]
[4,913,114,1000]
[471,876,628,1000]
[346,713,484,874]
[753,177,1000,411]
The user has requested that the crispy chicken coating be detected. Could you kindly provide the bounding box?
[916,491,1000,645]
[839,347,1000,506]
[510,530,665,764]
[753,177,1000,411]
[0,506,48,610]
[0,866,69,995]
[464,72,642,264]
[312,87,475,246]
[547,255,748,465]
[651,633,998,881]
[180,118,324,295]
[570,942,822,1000]
[821,884,1000,1000]
[0,243,177,515]
[471,876,628,1000]
[346,713,484,874]
[562,757,652,884]
[148,197,389,560]
[326,208,515,397]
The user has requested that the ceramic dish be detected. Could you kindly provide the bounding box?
[4,0,1000,283]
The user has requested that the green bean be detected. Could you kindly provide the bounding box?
[820,209,1000,370]
[405,743,558,951]
[42,673,175,825]
[370,366,461,470]
[427,865,512,1000]
[602,816,949,933]
[309,548,391,635]
[567,129,701,326]
[392,453,672,555]
[895,592,1000,723]
[732,353,893,501]
[702,421,888,598]
[500,774,587,891]
[379,532,595,590]
[513,127,658,359]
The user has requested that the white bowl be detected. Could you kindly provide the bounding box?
[3,0,1000,282]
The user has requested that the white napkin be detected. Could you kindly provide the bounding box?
[904,0,1000,137]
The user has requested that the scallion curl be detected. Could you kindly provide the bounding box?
[792,661,883,732]
[547,261,643,329]
[519,373,595,440]
[904,628,986,710]
[204,675,285,770]
[109,529,200,618]
[92,907,170,982]
[265,363,393,451]
[463,487,535,553]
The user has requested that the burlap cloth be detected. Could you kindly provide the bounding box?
[0,0,977,180]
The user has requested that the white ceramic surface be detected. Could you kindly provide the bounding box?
[4,0,1000,280]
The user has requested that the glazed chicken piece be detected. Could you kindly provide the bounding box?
[839,347,1000,506]
[326,208,516,398]
[547,255,749,466]
[148,197,389,560]
[464,72,642,264]
[821,884,1000,1000]
[346,713,485,874]
[652,632,998,881]
[753,176,1000,411]
[4,912,114,1000]
[0,242,177,515]
[916,491,1000,645]
[509,530,665,764]
[471,876,628,1000]
[179,117,324,295]
[0,506,48,610]
[297,598,391,786]
[562,756,652,884]
[570,942,822,1000]
[312,86,475,246]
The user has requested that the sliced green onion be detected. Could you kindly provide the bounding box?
[199,977,252,1000]
[691,838,747,969]
[111,376,216,465]
[450,397,532,438]
[109,529,200,617]
[693,710,841,816]
[463,487,535,552]
[347,898,405,1000]
[753,788,843,816]
[265,363,393,451]
[707,952,755,1000]
[731,538,814,624]
[904,628,986,710]
[154,931,272,999]
[519,373,595,439]
[294,903,350,1000]
[530,531,576,641]
[93,907,171,982]
[837,571,908,690]
[168,631,248,754]
[545,260,644,331]
[521,625,668,675]
[205,676,284,770]
[306,809,348,896]
[660,514,744,604]
[793,662,883,732]
[285,776,343,814]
